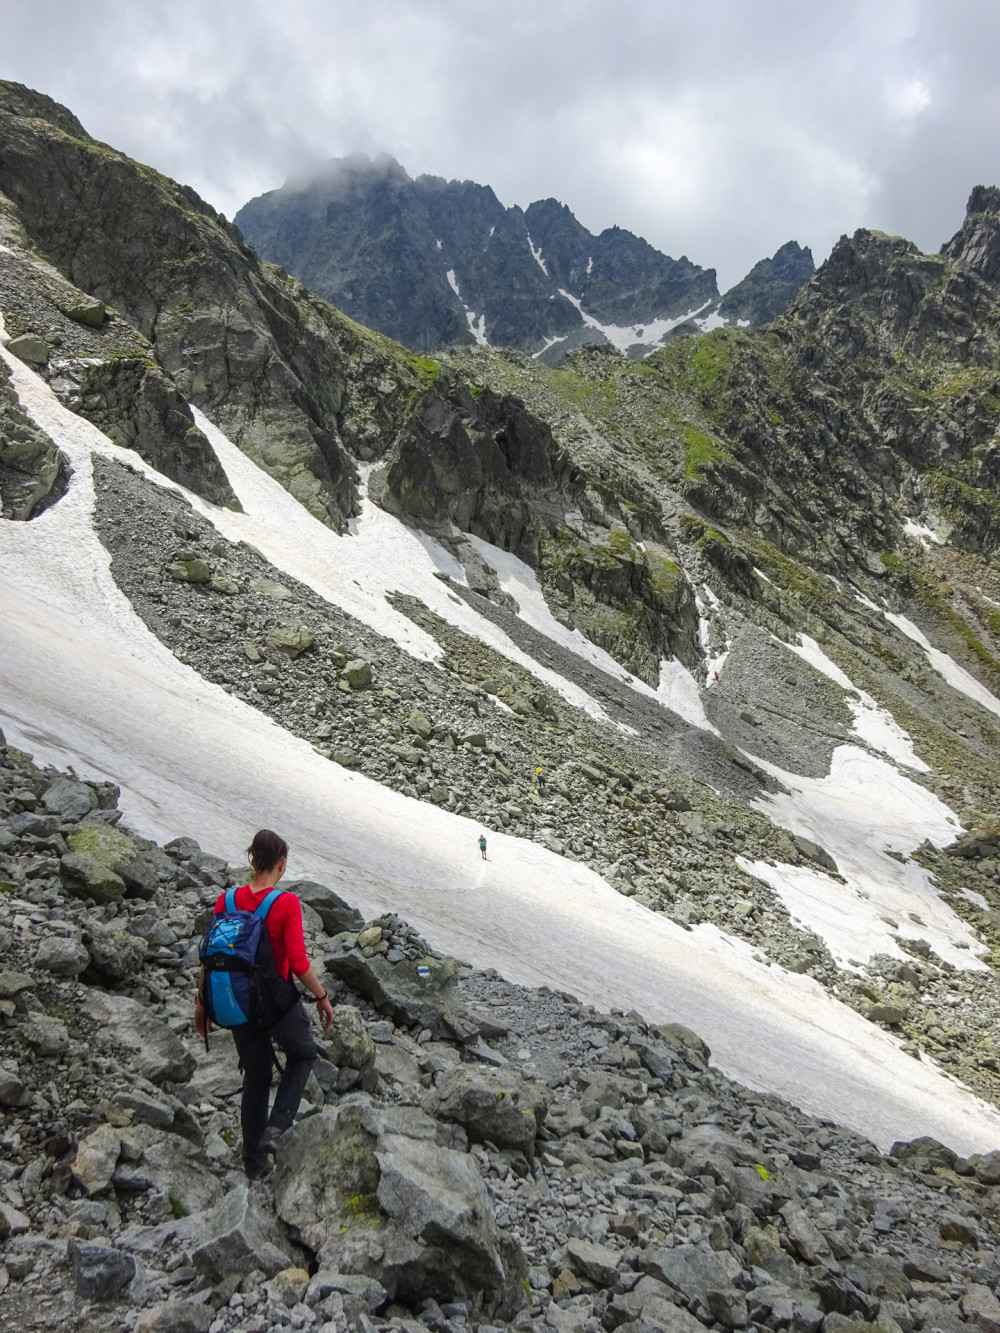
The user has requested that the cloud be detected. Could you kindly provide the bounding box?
[2,0,1000,287]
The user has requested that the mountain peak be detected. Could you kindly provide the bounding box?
[285,151,411,196]
[943,183,1000,283]
[0,79,89,140]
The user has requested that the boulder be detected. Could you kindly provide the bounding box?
[425,1065,547,1155]
[266,622,315,658]
[375,1127,525,1313]
[67,1240,137,1301]
[274,1099,525,1316]
[84,922,148,985]
[82,991,196,1084]
[135,1304,213,1333]
[72,1125,122,1195]
[61,295,106,328]
[342,658,373,688]
[42,775,97,820]
[325,946,479,1042]
[35,934,89,977]
[407,708,433,739]
[167,554,211,583]
[791,834,838,872]
[655,1022,711,1070]
[325,1005,377,1091]
[566,1237,621,1286]
[284,879,363,934]
[21,1014,70,1056]
[60,850,126,904]
[7,333,49,365]
[193,1183,300,1281]
[961,1285,1000,1333]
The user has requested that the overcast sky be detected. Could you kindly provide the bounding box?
[4,0,1000,288]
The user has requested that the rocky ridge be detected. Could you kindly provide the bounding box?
[3,737,1000,1333]
[234,155,812,362]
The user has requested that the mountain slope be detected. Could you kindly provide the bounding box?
[235,155,812,360]
[4,82,1000,1166]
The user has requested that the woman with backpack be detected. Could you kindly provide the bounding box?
[194,829,335,1179]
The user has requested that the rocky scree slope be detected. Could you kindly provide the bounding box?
[3,737,1000,1333]
[87,451,1000,1110]
[234,154,812,361]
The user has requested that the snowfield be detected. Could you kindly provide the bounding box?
[3,350,1000,1154]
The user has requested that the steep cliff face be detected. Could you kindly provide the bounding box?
[235,155,757,360]
[0,83,429,528]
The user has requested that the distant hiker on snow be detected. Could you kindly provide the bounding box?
[479,833,488,860]
[194,829,334,1179]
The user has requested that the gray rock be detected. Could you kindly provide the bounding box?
[267,622,315,658]
[7,333,50,365]
[326,1005,377,1090]
[42,775,97,820]
[67,1239,137,1301]
[60,850,126,904]
[82,991,196,1084]
[342,658,373,687]
[72,1126,122,1195]
[792,835,838,873]
[284,879,363,934]
[375,1127,526,1314]
[34,933,89,977]
[135,1303,213,1333]
[566,1237,621,1286]
[425,1065,547,1155]
[325,946,479,1042]
[167,554,211,583]
[84,922,148,984]
[21,1014,70,1056]
[193,1183,299,1281]
[0,1201,29,1239]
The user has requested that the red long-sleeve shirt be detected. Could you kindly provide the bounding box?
[213,885,310,979]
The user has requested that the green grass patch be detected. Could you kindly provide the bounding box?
[683,425,727,480]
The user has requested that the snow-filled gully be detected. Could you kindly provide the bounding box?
[2,351,1000,1154]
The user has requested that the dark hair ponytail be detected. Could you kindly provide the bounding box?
[247,829,288,875]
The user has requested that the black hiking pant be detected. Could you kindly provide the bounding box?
[232,1000,317,1175]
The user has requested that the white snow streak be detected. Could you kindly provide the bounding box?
[445,269,489,346]
[527,234,549,276]
[467,535,715,732]
[885,612,1000,720]
[3,351,1000,1152]
[558,288,713,352]
[586,255,593,276]
[786,634,926,770]
[903,518,943,548]
[532,335,563,360]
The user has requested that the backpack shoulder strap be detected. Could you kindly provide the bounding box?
[223,887,238,914]
[255,888,285,921]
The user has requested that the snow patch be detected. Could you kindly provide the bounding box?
[435,238,442,250]
[4,350,1000,1153]
[558,288,713,352]
[958,887,990,911]
[445,270,489,347]
[694,309,727,332]
[903,518,943,548]
[786,634,926,770]
[532,335,563,360]
[527,234,549,276]
[586,255,593,276]
[467,534,715,731]
[885,612,1000,720]
[744,745,988,971]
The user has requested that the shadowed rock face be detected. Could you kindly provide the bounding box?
[0,81,413,530]
[0,358,69,520]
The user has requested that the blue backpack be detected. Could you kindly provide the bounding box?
[199,888,296,1030]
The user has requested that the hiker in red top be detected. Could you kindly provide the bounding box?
[194,829,334,1179]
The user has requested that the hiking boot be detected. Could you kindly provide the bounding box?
[244,1154,273,1182]
[260,1126,282,1160]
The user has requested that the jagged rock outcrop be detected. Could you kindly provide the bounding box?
[235,154,810,361]
[0,82,430,529]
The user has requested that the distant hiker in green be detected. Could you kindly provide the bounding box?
[479,834,487,859]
